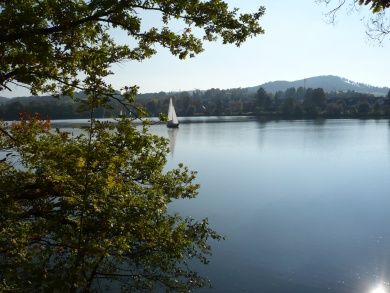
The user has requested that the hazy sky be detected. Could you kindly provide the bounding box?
[112,0,390,93]
[4,0,390,97]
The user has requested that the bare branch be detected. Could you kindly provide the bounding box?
[321,0,347,23]
[318,0,390,41]
[366,10,390,41]
[0,126,17,142]
[8,81,32,91]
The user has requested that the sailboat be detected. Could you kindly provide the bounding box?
[167,97,179,128]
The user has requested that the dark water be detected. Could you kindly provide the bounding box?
[149,119,390,293]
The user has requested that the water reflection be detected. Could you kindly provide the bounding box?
[371,285,387,293]
[51,118,390,292]
[158,119,390,292]
[167,128,178,157]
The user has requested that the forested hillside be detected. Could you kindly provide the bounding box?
[248,75,389,96]
[1,86,390,120]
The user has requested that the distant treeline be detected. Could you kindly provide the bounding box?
[1,86,390,120]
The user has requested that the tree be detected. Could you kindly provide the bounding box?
[0,1,265,291]
[312,88,326,110]
[325,102,343,117]
[329,0,390,11]
[0,0,265,100]
[372,102,382,115]
[145,99,159,116]
[0,115,221,292]
[319,0,390,16]
[285,87,296,99]
[303,88,326,116]
[296,87,306,100]
[358,102,370,115]
[255,87,271,112]
[281,97,296,116]
[318,0,390,41]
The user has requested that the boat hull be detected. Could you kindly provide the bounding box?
[167,122,179,128]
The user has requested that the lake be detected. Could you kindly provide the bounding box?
[54,117,390,292]
[143,118,390,293]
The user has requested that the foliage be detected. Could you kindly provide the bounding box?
[0,0,265,101]
[304,88,326,113]
[281,97,296,116]
[319,0,390,13]
[0,115,221,292]
[3,87,389,119]
[255,87,272,112]
[358,101,371,114]
[0,1,266,292]
[357,0,390,12]
[318,0,390,41]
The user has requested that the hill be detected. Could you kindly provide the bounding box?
[247,75,389,96]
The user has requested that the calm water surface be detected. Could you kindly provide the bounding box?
[147,119,390,293]
[54,118,390,292]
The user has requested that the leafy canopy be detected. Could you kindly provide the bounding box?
[0,0,265,100]
[0,0,264,292]
[0,115,221,292]
[0,1,265,291]
[353,0,390,12]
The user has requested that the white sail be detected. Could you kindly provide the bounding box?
[168,98,179,125]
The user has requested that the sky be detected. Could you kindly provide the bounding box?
[3,0,390,97]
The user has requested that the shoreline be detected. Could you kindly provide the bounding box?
[46,115,390,128]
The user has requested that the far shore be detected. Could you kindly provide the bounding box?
[40,115,390,128]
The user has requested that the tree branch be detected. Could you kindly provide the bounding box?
[0,10,113,43]
[0,126,17,142]
[0,3,201,44]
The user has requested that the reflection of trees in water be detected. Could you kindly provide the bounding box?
[387,120,390,152]
[168,128,178,157]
